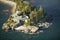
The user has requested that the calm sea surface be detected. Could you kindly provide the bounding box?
[0,0,60,40]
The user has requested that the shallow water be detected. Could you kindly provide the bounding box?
[0,0,60,40]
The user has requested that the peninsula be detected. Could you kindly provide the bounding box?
[2,0,52,34]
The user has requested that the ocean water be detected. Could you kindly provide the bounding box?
[0,0,60,40]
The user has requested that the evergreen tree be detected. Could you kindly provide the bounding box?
[29,9,37,24]
[12,0,24,11]
[37,5,44,22]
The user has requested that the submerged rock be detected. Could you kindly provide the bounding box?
[38,22,52,28]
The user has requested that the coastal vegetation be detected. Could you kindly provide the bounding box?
[10,0,47,25]
[2,0,52,34]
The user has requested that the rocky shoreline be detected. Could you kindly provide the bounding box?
[2,0,53,34]
[2,11,52,34]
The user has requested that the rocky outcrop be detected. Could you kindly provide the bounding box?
[14,25,39,33]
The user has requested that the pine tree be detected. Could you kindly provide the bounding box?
[12,0,24,11]
[37,5,44,22]
[29,9,37,24]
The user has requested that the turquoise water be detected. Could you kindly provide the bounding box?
[0,0,60,40]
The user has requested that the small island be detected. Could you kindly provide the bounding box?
[2,0,52,34]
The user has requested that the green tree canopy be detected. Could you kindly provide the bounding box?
[29,9,37,24]
[36,5,44,22]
